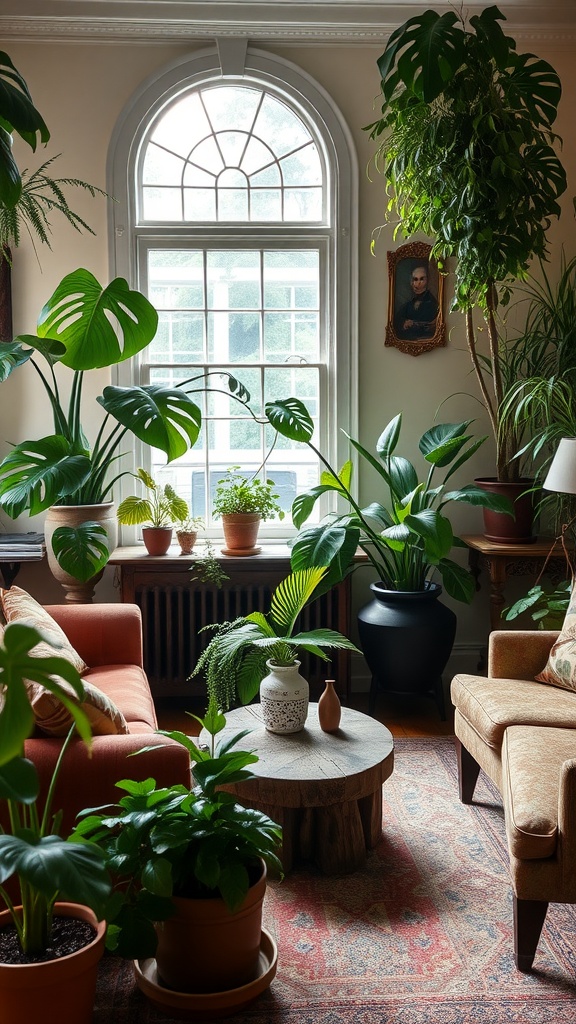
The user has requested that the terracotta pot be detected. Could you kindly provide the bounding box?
[154,862,267,994]
[475,478,536,544]
[44,502,118,603]
[0,903,106,1024]
[142,526,173,555]
[175,529,198,555]
[221,514,261,555]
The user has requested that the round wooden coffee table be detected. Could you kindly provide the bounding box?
[201,703,394,875]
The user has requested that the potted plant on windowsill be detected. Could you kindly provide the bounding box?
[72,700,282,1009]
[0,269,251,598]
[116,468,189,556]
[213,467,285,556]
[265,398,511,715]
[189,566,360,733]
[365,5,567,540]
[175,514,205,555]
[0,622,112,1024]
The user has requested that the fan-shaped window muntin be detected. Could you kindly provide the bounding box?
[141,84,323,223]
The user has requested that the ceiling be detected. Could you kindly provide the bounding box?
[2,1,575,45]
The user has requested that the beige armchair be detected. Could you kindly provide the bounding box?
[451,629,576,970]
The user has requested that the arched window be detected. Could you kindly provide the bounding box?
[109,44,358,537]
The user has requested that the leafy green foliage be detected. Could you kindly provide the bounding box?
[117,468,189,528]
[213,467,285,520]
[189,567,360,709]
[0,622,111,955]
[0,51,49,208]
[72,704,283,959]
[50,521,110,582]
[0,155,107,263]
[504,579,571,629]
[365,6,567,481]
[269,399,511,601]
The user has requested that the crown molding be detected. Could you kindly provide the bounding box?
[1,2,575,46]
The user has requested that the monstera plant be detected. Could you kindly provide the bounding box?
[0,268,247,583]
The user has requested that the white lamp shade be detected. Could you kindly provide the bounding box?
[543,438,576,494]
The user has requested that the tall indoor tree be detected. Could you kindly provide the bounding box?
[366,5,568,482]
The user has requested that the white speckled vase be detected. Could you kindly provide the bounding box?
[259,659,309,734]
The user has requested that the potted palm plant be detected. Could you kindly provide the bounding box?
[116,468,189,555]
[213,467,285,555]
[72,700,282,1009]
[0,621,111,1024]
[264,397,510,713]
[0,269,250,597]
[365,5,567,538]
[190,566,360,732]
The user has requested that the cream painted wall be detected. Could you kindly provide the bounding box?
[2,37,575,680]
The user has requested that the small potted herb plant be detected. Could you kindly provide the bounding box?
[117,468,189,555]
[213,467,285,555]
[175,514,205,555]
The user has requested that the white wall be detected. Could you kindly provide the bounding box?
[2,37,575,680]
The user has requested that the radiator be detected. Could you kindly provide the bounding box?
[135,578,349,703]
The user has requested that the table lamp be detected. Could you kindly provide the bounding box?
[543,438,576,495]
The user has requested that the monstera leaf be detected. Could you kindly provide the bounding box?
[50,522,110,583]
[99,385,202,461]
[0,436,92,516]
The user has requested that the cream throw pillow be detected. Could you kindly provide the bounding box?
[535,580,576,692]
[0,586,128,736]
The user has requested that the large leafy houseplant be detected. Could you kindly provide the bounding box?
[72,700,282,960]
[117,468,189,529]
[0,622,111,959]
[365,5,567,482]
[0,51,49,211]
[265,399,511,603]
[213,468,284,521]
[0,268,249,581]
[190,566,360,711]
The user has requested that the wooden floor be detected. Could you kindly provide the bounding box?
[156,689,455,739]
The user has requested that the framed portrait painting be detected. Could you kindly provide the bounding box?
[385,242,446,356]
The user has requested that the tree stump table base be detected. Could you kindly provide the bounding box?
[201,703,394,875]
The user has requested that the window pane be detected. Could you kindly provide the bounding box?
[142,187,182,220]
[263,312,319,361]
[150,92,211,157]
[280,143,322,186]
[143,145,184,186]
[202,86,262,133]
[206,367,262,417]
[253,95,311,156]
[285,188,322,220]
[208,312,261,363]
[150,312,205,362]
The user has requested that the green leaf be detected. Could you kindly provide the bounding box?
[0,834,110,913]
[51,522,110,582]
[436,557,476,603]
[290,523,360,594]
[405,509,453,561]
[36,270,158,370]
[0,341,33,382]
[291,485,333,529]
[0,435,92,516]
[375,414,402,460]
[269,568,328,636]
[99,385,202,462]
[265,397,314,442]
[0,756,38,803]
[441,484,514,515]
[507,54,563,127]
[377,10,465,104]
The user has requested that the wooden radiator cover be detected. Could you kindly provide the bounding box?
[110,547,352,703]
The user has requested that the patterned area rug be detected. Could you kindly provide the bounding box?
[93,738,576,1023]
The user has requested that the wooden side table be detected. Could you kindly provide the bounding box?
[462,534,570,632]
[201,703,394,876]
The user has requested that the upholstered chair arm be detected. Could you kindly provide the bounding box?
[488,630,559,680]
[44,602,144,668]
[558,758,576,895]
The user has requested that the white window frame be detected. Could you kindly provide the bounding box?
[107,42,358,542]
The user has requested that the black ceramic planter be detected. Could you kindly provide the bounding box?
[357,581,456,720]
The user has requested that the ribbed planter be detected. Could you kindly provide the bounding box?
[44,502,118,603]
[475,478,536,544]
[0,903,106,1024]
[357,581,456,718]
[153,861,267,994]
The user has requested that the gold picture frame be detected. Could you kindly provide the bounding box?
[385,242,446,356]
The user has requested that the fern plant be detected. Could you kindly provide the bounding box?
[0,155,107,265]
[189,567,360,710]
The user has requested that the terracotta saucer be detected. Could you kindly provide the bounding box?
[220,546,262,557]
[133,928,278,1020]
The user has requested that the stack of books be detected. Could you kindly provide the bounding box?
[0,532,46,561]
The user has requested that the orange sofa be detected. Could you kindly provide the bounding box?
[22,602,191,834]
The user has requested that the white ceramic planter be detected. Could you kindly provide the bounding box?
[259,659,309,734]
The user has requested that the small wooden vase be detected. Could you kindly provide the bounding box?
[318,678,341,732]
